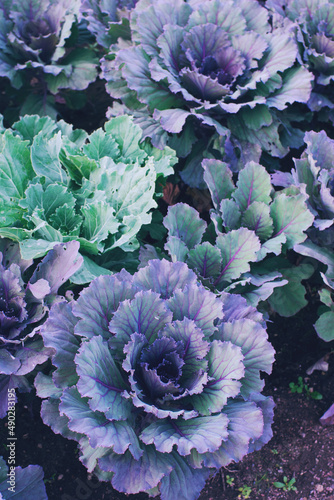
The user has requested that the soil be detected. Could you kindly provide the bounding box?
[1,299,333,500]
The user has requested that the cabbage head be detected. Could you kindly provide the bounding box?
[0,0,98,118]
[102,0,313,184]
[36,259,275,500]
[0,238,82,418]
[267,0,334,125]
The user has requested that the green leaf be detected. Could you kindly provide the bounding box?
[12,115,57,142]
[219,200,241,231]
[69,255,112,284]
[49,204,82,235]
[94,158,157,221]
[30,131,67,187]
[318,289,334,309]
[0,130,34,201]
[81,201,119,244]
[241,201,274,241]
[233,161,272,211]
[164,203,207,250]
[214,228,261,285]
[104,115,147,164]
[60,152,98,184]
[271,193,314,248]
[83,128,120,161]
[22,183,76,220]
[19,239,60,260]
[45,49,98,93]
[268,263,315,317]
[202,159,235,211]
[314,311,334,342]
[187,242,221,280]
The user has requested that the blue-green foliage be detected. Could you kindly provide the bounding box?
[141,159,315,316]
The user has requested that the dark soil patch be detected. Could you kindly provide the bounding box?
[1,301,333,500]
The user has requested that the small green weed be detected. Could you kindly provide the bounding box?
[237,485,252,499]
[225,475,235,487]
[273,476,297,492]
[289,376,322,400]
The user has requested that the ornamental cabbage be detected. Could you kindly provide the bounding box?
[36,259,274,500]
[140,158,314,316]
[102,0,313,185]
[272,130,334,339]
[0,0,98,119]
[267,0,334,125]
[0,114,176,283]
[0,238,83,418]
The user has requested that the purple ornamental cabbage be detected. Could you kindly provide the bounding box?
[102,0,313,185]
[36,259,275,500]
[267,0,334,124]
[0,0,98,117]
[0,238,83,418]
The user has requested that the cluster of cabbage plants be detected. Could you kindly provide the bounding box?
[0,0,333,498]
[36,259,275,500]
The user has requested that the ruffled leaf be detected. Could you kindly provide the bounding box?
[168,283,223,337]
[75,336,132,420]
[109,291,173,346]
[214,228,261,286]
[233,161,272,212]
[218,319,275,397]
[191,341,244,415]
[134,259,197,299]
[73,272,134,339]
[60,387,142,457]
[99,446,173,494]
[41,301,80,388]
[164,203,207,250]
[140,413,229,455]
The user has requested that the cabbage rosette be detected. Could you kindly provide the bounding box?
[0,238,83,418]
[37,259,275,500]
[102,0,313,184]
[267,0,334,123]
[0,0,98,117]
